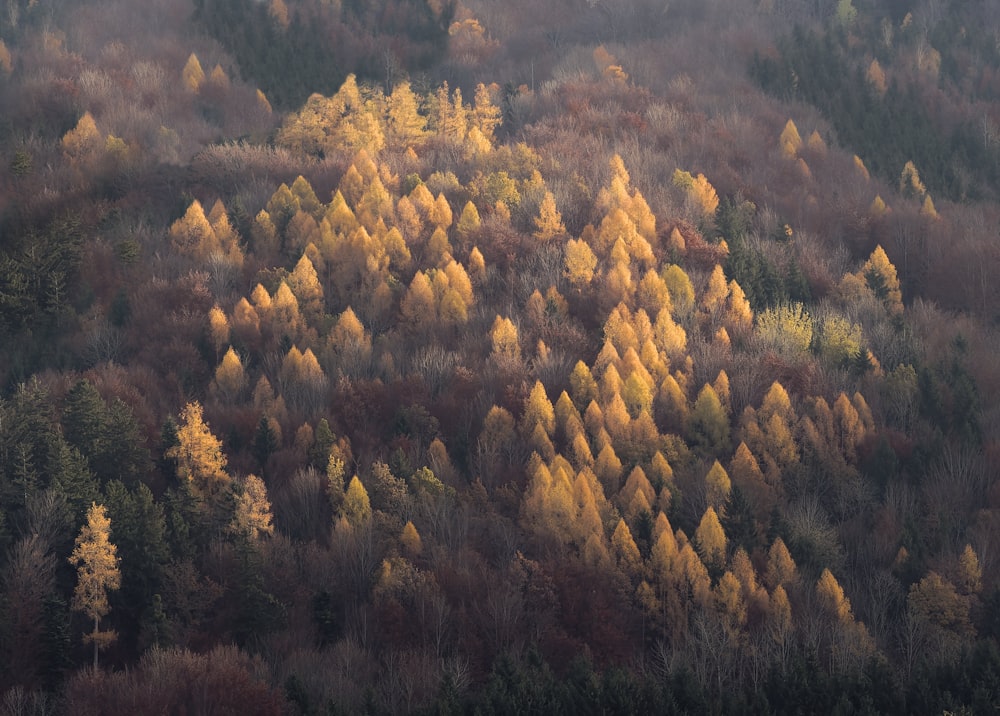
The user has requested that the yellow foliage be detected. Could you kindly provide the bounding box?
[167,402,230,501]
[867,59,887,96]
[564,238,597,288]
[182,53,204,92]
[870,194,889,216]
[920,194,938,219]
[673,169,719,217]
[816,568,853,624]
[695,506,726,566]
[899,160,926,199]
[701,264,729,316]
[456,200,481,237]
[70,503,121,666]
[522,381,556,438]
[705,460,732,509]
[343,475,372,526]
[765,537,798,589]
[230,474,274,540]
[401,521,423,557]
[490,315,521,365]
[269,0,290,28]
[861,245,903,315]
[62,112,101,162]
[958,545,982,595]
[0,39,11,75]
[534,191,565,241]
[779,119,802,158]
[806,130,827,155]
[612,519,642,573]
[853,155,870,180]
[214,347,246,398]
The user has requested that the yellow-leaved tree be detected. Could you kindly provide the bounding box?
[70,503,121,668]
[166,401,231,504]
[229,473,274,541]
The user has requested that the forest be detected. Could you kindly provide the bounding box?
[1,0,1000,713]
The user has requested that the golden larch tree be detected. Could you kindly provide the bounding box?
[229,473,274,540]
[779,119,802,158]
[534,191,565,242]
[704,460,732,510]
[342,476,372,527]
[167,401,231,502]
[564,238,598,288]
[861,245,903,315]
[62,112,102,163]
[70,503,121,668]
[401,521,423,558]
[695,506,727,567]
[521,381,556,438]
[182,53,205,92]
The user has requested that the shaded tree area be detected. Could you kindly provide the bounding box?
[3,0,1000,713]
[195,0,454,110]
[751,22,1000,202]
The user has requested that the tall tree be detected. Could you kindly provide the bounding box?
[69,503,121,668]
[166,402,230,505]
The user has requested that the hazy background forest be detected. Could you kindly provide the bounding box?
[2,0,1000,713]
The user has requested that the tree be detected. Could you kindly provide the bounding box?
[564,238,598,288]
[521,381,556,438]
[704,460,732,510]
[456,201,481,238]
[229,474,274,541]
[688,384,730,455]
[662,265,695,317]
[401,521,422,558]
[400,271,436,331]
[756,303,813,354]
[62,112,101,163]
[287,253,324,320]
[695,506,726,568]
[387,81,428,148]
[490,315,522,367]
[166,402,230,504]
[170,200,221,261]
[533,192,565,242]
[213,347,247,400]
[816,568,852,623]
[860,245,903,315]
[672,169,719,217]
[611,519,642,575]
[182,53,205,92]
[342,476,372,527]
[779,119,802,158]
[899,160,926,199]
[69,503,121,668]
[0,39,11,75]
[103,481,168,653]
[570,361,598,410]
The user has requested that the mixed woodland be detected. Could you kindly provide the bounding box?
[2,0,1000,712]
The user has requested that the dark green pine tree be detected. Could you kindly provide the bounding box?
[163,478,202,560]
[47,431,98,526]
[104,480,170,656]
[252,414,279,473]
[98,399,153,486]
[158,415,180,483]
[62,380,109,467]
[40,595,72,692]
[309,417,335,470]
[722,485,759,556]
[1,379,53,511]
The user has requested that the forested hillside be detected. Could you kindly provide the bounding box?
[2,0,1000,713]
